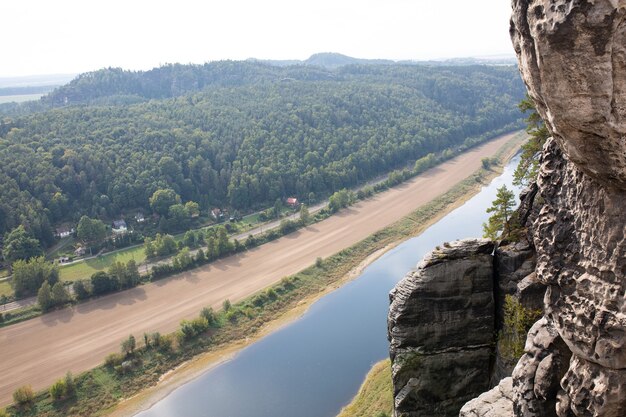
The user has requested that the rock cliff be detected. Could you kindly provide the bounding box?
[388,238,542,416]
[462,1,626,416]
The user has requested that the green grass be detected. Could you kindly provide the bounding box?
[0,280,12,298]
[59,246,146,282]
[337,360,393,417]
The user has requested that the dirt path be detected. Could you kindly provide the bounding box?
[0,132,517,405]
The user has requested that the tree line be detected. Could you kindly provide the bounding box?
[0,62,525,253]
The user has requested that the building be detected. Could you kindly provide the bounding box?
[286,197,299,207]
[135,212,145,223]
[112,219,128,234]
[211,208,225,221]
[54,226,74,238]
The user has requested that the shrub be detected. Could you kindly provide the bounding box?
[49,379,66,400]
[222,299,231,312]
[73,280,91,300]
[200,307,218,327]
[121,334,136,356]
[315,257,323,268]
[0,408,8,417]
[64,372,76,397]
[104,352,124,368]
[178,317,209,342]
[13,385,34,406]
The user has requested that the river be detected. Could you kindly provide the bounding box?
[136,154,522,417]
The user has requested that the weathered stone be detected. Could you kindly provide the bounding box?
[510,0,626,190]
[388,239,496,416]
[494,239,536,326]
[515,272,544,312]
[460,378,514,417]
[462,2,626,415]
[393,348,493,417]
[558,355,626,417]
[511,318,571,417]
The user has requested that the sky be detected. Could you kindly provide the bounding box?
[0,0,514,77]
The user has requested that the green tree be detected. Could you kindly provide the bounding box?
[329,189,353,212]
[217,227,231,255]
[483,185,516,240]
[2,225,42,266]
[513,95,550,186]
[125,259,141,288]
[299,204,311,225]
[168,203,189,229]
[149,188,181,216]
[185,201,200,217]
[12,256,59,298]
[76,216,106,254]
[73,280,90,300]
[121,334,136,356]
[274,198,282,219]
[51,282,70,305]
[49,379,66,400]
[37,281,54,311]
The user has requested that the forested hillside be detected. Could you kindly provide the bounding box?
[0,61,525,247]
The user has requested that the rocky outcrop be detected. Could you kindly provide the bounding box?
[460,378,514,417]
[462,1,626,416]
[387,237,543,416]
[388,239,496,416]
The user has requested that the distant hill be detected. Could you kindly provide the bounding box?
[254,52,517,69]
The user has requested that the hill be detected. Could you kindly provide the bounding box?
[0,61,525,247]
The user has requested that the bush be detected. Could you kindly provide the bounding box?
[200,307,218,327]
[121,334,136,356]
[0,408,8,417]
[49,379,66,400]
[178,317,209,342]
[13,385,34,406]
[64,372,76,397]
[104,352,124,368]
[73,280,91,300]
[222,299,231,312]
[315,257,323,268]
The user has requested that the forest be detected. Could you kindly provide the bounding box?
[0,61,526,248]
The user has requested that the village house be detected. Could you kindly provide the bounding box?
[286,197,299,208]
[54,226,75,238]
[211,208,225,222]
[112,219,128,234]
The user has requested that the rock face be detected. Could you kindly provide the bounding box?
[463,1,626,416]
[388,239,496,416]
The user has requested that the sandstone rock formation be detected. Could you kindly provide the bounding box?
[387,238,543,416]
[463,1,626,416]
[388,239,496,416]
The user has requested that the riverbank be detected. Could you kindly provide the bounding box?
[336,359,393,417]
[0,131,524,412]
[106,134,524,417]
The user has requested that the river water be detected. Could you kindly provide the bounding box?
[136,155,521,417]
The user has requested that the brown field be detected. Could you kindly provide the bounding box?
[0,132,516,405]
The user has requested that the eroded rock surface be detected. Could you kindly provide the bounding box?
[462,1,626,416]
[388,239,496,416]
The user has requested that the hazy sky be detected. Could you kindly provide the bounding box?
[1,0,514,77]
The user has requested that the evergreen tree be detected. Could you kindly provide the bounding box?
[483,185,516,240]
[513,95,551,186]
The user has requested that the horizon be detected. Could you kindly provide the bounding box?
[1,0,513,78]
[0,51,518,82]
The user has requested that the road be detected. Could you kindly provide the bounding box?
[0,132,517,405]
